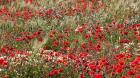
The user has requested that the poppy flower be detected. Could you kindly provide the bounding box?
[95,73,103,78]
[1,47,7,53]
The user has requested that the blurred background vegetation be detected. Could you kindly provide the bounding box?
[0,0,140,50]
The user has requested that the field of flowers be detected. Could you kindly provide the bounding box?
[0,0,140,78]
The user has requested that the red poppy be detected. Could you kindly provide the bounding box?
[53,41,59,47]
[128,70,136,76]
[95,73,103,78]
[2,47,7,54]
[121,76,127,78]
[80,73,85,78]
[25,0,32,4]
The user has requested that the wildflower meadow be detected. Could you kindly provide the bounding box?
[0,0,140,78]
